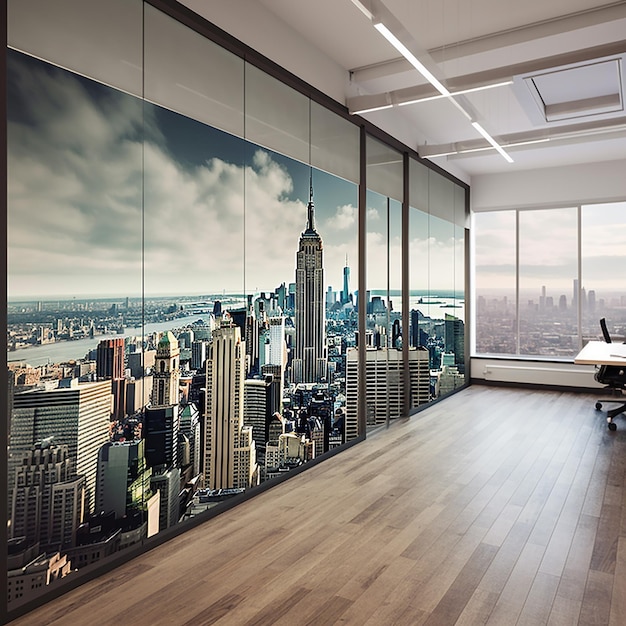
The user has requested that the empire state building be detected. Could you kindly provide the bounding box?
[293,179,327,383]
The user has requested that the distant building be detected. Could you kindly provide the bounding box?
[205,322,257,490]
[96,338,125,381]
[144,404,179,470]
[444,314,465,369]
[292,180,327,383]
[435,364,465,397]
[345,347,430,441]
[96,440,153,519]
[7,540,72,609]
[150,466,181,531]
[152,331,180,407]
[9,439,86,551]
[10,379,112,514]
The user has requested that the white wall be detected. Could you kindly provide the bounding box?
[471,159,626,211]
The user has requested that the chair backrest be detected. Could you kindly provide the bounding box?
[600,318,612,343]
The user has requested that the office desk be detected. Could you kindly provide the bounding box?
[575,340,626,430]
[574,340,626,365]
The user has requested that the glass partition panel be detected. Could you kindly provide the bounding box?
[453,184,467,381]
[519,208,578,357]
[7,38,144,613]
[408,165,466,400]
[242,146,359,459]
[310,101,360,185]
[364,135,405,429]
[428,211,458,396]
[8,0,143,98]
[408,158,430,390]
[144,5,244,137]
[244,63,310,164]
[581,201,626,342]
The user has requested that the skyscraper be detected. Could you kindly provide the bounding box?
[96,439,153,519]
[10,379,112,513]
[96,338,125,380]
[152,331,180,407]
[444,314,465,369]
[341,256,351,304]
[345,347,430,441]
[204,322,257,490]
[97,338,126,420]
[293,177,327,383]
[10,439,86,551]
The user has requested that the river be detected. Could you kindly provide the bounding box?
[7,314,208,367]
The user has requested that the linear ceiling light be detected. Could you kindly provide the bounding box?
[354,103,394,114]
[355,1,514,164]
[471,122,514,163]
[373,22,451,97]
[350,0,374,20]
[425,138,551,158]
[397,80,514,107]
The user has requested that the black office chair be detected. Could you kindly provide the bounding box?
[594,318,626,431]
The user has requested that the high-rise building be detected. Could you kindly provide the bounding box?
[96,338,125,380]
[152,331,180,407]
[178,402,202,476]
[293,179,327,383]
[97,338,126,420]
[244,378,271,449]
[143,404,179,470]
[345,347,430,441]
[191,339,208,371]
[96,440,153,519]
[341,256,351,304]
[204,322,257,490]
[10,439,86,551]
[10,379,112,514]
[444,314,465,369]
[150,467,181,531]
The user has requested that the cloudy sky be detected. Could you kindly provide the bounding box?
[474,204,626,298]
[7,50,359,301]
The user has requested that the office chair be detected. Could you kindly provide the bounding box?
[594,318,626,431]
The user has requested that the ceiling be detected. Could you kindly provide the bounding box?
[182,0,626,180]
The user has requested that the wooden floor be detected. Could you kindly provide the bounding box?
[9,386,626,625]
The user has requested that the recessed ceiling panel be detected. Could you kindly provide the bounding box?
[522,57,624,123]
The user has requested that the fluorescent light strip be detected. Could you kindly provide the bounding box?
[373,22,450,97]
[353,103,394,114]
[425,137,551,158]
[471,122,514,163]
[397,80,513,107]
[371,14,513,164]
[350,0,374,19]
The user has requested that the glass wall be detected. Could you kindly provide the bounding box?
[409,160,466,401]
[474,201,626,357]
[363,136,404,430]
[5,0,466,617]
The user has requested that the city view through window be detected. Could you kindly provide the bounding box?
[474,203,626,357]
[6,49,466,608]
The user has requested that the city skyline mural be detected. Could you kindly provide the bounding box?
[6,46,465,610]
[7,47,364,608]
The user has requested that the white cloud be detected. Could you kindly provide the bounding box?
[327,204,357,230]
[7,55,358,299]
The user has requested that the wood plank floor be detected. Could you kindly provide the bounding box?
[9,385,626,625]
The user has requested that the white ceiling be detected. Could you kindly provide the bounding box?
[181,0,626,180]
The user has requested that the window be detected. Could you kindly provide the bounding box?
[474,201,626,358]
